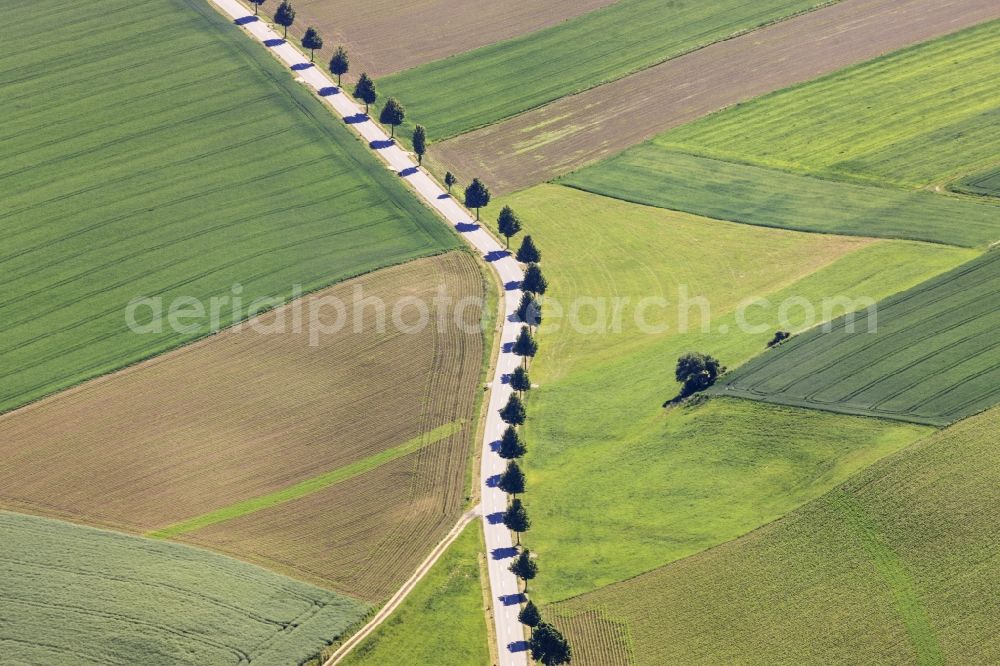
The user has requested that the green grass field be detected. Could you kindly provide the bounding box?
[0,511,367,665]
[562,150,1000,247]
[548,404,1000,665]
[337,524,490,666]
[715,249,1000,426]
[377,0,828,141]
[0,0,456,413]
[652,21,1000,188]
[956,165,1000,198]
[499,185,972,602]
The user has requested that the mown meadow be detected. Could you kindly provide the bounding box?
[498,185,972,603]
[337,524,490,666]
[548,404,1000,665]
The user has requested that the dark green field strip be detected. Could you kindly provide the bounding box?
[0,0,457,412]
[562,150,1000,248]
[714,250,1000,425]
[378,0,830,141]
[0,512,368,665]
[955,166,1000,198]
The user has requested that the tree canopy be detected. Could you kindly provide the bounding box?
[353,73,377,113]
[530,623,572,666]
[379,97,406,137]
[513,326,538,362]
[497,205,523,248]
[273,1,295,37]
[509,366,531,394]
[516,235,541,264]
[328,46,349,85]
[444,171,457,193]
[522,263,548,295]
[464,178,491,220]
[301,26,322,61]
[498,460,526,496]
[674,352,725,400]
[504,498,530,543]
[499,393,526,426]
[509,548,538,589]
[498,425,527,459]
[518,600,542,628]
[516,292,542,327]
[249,0,266,15]
[412,125,427,164]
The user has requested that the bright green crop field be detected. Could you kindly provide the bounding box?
[563,150,1000,247]
[0,0,456,413]
[655,21,1000,188]
[337,524,490,666]
[715,249,1000,426]
[377,0,829,141]
[499,185,972,603]
[548,405,1000,665]
[0,511,367,664]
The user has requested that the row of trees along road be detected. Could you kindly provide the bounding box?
[490,223,571,666]
[250,8,570,660]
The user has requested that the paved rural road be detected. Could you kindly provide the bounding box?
[211,2,531,663]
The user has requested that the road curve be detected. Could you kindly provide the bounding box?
[209,2,531,663]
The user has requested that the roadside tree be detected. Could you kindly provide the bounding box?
[274,1,295,37]
[498,460,526,497]
[518,600,542,628]
[301,27,323,61]
[509,548,538,592]
[379,97,406,138]
[522,264,547,295]
[516,235,541,264]
[412,125,427,164]
[328,46,350,85]
[498,426,527,459]
[464,178,491,220]
[504,498,530,545]
[497,205,522,248]
[499,393,526,426]
[353,73,377,114]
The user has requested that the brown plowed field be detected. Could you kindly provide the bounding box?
[181,445,464,602]
[435,0,1000,194]
[0,252,486,534]
[271,0,614,78]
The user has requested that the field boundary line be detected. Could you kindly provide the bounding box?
[147,421,463,538]
[322,507,481,665]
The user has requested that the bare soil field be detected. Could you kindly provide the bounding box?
[273,0,614,78]
[180,447,466,603]
[435,0,1000,194]
[0,253,486,534]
